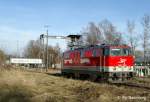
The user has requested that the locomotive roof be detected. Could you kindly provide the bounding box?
[102,44,130,48]
[64,44,130,53]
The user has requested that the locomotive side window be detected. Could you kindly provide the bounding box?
[80,50,84,58]
[93,49,97,56]
[110,48,121,56]
[104,48,110,55]
[103,48,110,56]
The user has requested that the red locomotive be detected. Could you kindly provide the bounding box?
[62,35,135,81]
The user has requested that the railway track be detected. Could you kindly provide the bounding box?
[109,82,150,90]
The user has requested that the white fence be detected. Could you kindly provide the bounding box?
[134,66,150,77]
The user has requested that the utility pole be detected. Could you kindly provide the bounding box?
[45,25,49,72]
[17,40,19,57]
[43,37,45,68]
[40,34,45,70]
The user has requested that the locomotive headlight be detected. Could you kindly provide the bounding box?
[113,67,116,70]
[129,66,132,70]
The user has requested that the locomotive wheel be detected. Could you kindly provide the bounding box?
[74,72,80,79]
[61,72,68,78]
[63,73,74,78]
[89,74,97,82]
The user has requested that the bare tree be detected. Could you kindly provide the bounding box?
[82,22,103,45]
[127,20,138,55]
[99,19,123,44]
[24,39,61,68]
[141,15,150,65]
[24,39,42,58]
[0,49,6,65]
[47,44,61,68]
[114,31,123,45]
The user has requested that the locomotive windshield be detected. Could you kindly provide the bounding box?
[110,48,121,56]
[110,48,131,56]
[122,48,131,55]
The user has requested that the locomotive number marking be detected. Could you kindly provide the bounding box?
[118,58,127,66]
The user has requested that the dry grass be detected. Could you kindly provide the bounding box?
[0,68,149,102]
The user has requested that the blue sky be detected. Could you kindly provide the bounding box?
[0,0,150,54]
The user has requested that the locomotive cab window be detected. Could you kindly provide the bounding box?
[110,48,121,56]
